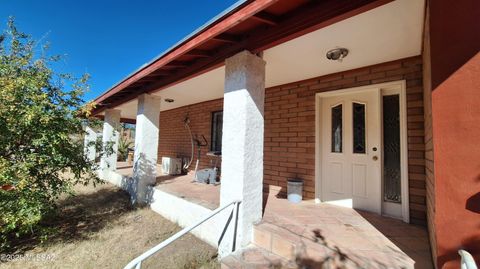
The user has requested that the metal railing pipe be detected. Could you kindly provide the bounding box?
[124,200,241,269]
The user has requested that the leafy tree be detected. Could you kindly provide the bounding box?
[0,18,108,249]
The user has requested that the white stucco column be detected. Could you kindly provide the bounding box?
[84,126,97,162]
[132,94,161,204]
[219,50,265,256]
[100,109,121,179]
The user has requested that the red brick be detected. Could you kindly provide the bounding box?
[357,72,385,82]
[159,57,426,221]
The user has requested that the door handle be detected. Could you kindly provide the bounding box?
[372,156,378,161]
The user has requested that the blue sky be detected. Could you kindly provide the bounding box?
[0,0,239,101]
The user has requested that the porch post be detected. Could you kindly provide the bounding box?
[219,50,266,256]
[100,109,121,179]
[84,126,97,162]
[132,94,161,204]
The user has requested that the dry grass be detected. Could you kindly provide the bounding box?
[0,183,219,269]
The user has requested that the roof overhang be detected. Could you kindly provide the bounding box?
[92,0,393,115]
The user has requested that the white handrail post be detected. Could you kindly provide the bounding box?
[231,200,239,252]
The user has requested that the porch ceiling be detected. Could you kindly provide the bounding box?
[105,0,425,120]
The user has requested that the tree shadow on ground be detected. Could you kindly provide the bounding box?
[4,184,135,254]
[293,229,364,269]
[291,229,394,269]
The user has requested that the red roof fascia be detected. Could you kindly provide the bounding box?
[94,0,279,105]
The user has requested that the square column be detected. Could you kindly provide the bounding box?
[100,109,121,179]
[132,94,161,204]
[219,50,266,256]
[84,126,97,162]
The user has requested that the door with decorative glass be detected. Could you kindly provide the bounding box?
[382,94,403,219]
[320,89,382,214]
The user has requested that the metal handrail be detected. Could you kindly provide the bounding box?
[123,200,242,269]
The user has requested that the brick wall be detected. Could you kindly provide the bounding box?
[157,56,427,225]
[422,5,437,266]
[158,99,223,172]
[263,56,426,225]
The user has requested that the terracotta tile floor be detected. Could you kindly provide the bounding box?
[115,162,433,268]
[116,162,220,209]
[154,173,220,209]
[262,194,434,269]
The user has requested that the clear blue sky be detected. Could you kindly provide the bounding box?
[0,0,239,101]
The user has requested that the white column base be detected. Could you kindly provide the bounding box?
[130,94,161,205]
[100,109,121,180]
[84,126,97,162]
[219,50,266,257]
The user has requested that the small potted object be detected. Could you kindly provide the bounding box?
[287,178,303,203]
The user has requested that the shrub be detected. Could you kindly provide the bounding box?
[0,18,108,249]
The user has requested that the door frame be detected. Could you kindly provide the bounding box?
[314,80,410,223]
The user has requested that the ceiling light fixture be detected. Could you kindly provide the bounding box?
[326,48,349,62]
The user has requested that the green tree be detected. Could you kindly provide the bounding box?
[0,18,107,249]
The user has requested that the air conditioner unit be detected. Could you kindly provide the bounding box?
[162,157,182,175]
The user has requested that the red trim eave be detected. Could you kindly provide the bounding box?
[95,115,136,124]
[96,61,225,114]
[93,0,394,116]
[94,0,279,105]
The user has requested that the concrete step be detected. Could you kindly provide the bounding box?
[252,222,330,262]
[221,245,295,269]
[251,221,417,269]
[220,218,303,268]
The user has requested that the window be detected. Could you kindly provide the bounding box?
[331,104,342,153]
[352,102,366,154]
[383,95,401,203]
[211,111,223,152]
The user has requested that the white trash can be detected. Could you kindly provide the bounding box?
[287,178,303,203]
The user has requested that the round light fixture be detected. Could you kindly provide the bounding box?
[165,98,174,103]
[326,48,349,61]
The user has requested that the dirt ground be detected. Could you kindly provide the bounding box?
[0,183,219,269]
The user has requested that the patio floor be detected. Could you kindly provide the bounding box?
[260,193,433,268]
[116,162,220,209]
[114,162,432,268]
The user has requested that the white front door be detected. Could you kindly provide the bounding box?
[320,88,381,214]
